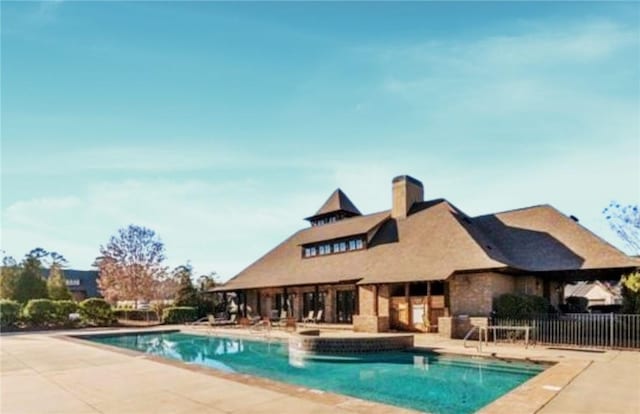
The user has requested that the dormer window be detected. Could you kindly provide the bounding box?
[303,237,365,258]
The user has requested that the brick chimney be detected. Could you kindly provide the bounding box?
[391,175,424,219]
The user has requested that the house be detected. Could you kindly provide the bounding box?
[42,269,100,301]
[564,281,622,307]
[214,175,639,333]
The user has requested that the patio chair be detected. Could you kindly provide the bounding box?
[208,313,237,327]
[273,310,289,328]
[302,311,315,324]
[313,310,323,324]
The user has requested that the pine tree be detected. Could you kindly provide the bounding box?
[47,263,72,300]
[173,265,198,307]
[13,248,48,303]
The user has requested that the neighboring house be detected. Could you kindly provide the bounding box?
[565,281,622,307]
[42,269,100,301]
[213,175,639,333]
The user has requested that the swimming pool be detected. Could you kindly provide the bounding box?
[86,331,545,414]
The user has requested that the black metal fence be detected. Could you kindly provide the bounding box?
[493,313,640,349]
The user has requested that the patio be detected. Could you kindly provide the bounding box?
[1,327,638,414]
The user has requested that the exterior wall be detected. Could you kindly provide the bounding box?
[449,272,515,316]
[358,285,375,316]
[377,285,390,317]
[515,275,543,296]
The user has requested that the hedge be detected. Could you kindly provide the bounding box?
[23,299,58,326]
[163,306,197,324]
[0,299,21,328]
[493,293,550,319]
[79,298,114,326]
[54,300,80,326]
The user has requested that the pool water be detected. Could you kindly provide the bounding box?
[87,332,545,414]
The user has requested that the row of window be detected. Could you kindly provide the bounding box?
[303,238,364,257]
[311,216,338,226]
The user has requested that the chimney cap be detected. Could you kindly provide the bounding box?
[392,175,423,187]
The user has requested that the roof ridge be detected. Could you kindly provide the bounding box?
[473,203,553,218]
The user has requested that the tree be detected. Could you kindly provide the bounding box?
[0,254,20,299]
[197,272,218,292]
[196,271,219,317]
[603,203,640,313]
[603,202,640,254]
[95,225,167,306]
[173,264,198,307]
[46,252,72,300]
[621,272,640,314]
[13,248,48,303]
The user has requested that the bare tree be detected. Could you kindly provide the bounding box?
[603,202,640,254]
[95,225,167,307]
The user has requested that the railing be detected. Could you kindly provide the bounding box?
[463,325,479,349]
[493,313,640,349]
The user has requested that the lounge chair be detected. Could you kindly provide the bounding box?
[208,313,237,326]
[313,310,323,324]
[302,311,315,324]
[273,310,289,328]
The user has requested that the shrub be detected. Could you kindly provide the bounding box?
[0,299,21,328]
[79,298,114,326]
[23,299,57,326]
[493,293,550,319]
[54,300,80,326]
[162,306,197,324]
[563,296,589,313]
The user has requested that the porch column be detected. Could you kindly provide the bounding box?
[426,281,432,329]
[373,284,379,317]
[405,282,411,326]
[222,292,227,315]
[256,290,262,318]
[283,287,288,315]
[314,285,320,314]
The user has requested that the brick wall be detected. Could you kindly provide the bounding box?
[353,315,390,332]
[449,272,515,316]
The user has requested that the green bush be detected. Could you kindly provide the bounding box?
[0,299,21,328]
[564,296,589,313]
[79,298,114,326]
[54,300,80,326]
[162,306,197,324]
[23,299,57,326]
[493,293,550,319]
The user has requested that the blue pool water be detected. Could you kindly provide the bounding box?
[86,332,545,413]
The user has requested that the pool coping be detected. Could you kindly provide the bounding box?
[61,328,585,414]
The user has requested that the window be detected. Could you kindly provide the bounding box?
[348,240,356,250]
[355,239,363,249]
[333,241,347,253]
[319,244,331,255]
[304,247,317,257]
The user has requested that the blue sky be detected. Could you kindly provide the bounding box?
[2,1,639,280]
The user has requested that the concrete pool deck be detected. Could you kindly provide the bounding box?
[1,326,639,414]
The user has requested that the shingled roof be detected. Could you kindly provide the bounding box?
[306,189,361,220]
[217,196,638,291]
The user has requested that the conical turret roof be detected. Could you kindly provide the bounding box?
[307,189,361,220]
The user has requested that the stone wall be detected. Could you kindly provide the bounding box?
[290,331,413,353]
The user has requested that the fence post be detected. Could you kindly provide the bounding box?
[610,313,614,348]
